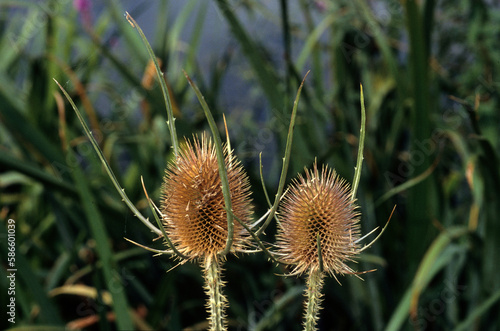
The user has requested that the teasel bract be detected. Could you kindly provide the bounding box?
[161,133,253,330]
[276,161,362,331]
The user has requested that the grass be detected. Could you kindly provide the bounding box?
[1,0,500,330]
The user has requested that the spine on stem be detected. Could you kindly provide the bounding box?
[203,255,227,331]
[304,268,324,331]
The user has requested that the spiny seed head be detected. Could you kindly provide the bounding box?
[276,162,361,277]
[161,133,253,260]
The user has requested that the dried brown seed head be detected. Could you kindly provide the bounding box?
[276,162,361,277]
[161,133,253,260]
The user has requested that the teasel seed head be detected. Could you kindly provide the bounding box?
[276,161,361,278]
[160,133,253,260]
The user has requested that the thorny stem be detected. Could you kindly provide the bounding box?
[203,255,227,331]
[304,268,324,331]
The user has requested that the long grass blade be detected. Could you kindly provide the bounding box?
[0,91,65,165]
[102,0,148,61]
[253,285,304,331]
[63,143,134,330]
[376,157,439,206]
[404,0,436,266]
[453,288,500,331]
[0,226,63,325]
[296,13,336,71]
[0,152,75,195]
[385,226,469,331]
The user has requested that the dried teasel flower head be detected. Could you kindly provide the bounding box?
[161,133,253,260]
[276,161,361,278]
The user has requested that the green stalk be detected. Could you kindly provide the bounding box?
[304,268,325,331]
[351,84,366,201]
[61,117,134,331]
[385,226,469,331]
[203,255,227,331]
[404,0,437,268]
[454,288,500,331]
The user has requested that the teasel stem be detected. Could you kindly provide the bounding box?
[304,268,325,331]
[203,255,227,331]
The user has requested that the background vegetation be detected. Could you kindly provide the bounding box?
[1,0,499,330]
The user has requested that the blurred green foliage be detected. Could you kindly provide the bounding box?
[1,0,499,330]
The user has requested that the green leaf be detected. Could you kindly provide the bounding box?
[64,133,134,330]
[386,226,469,331]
